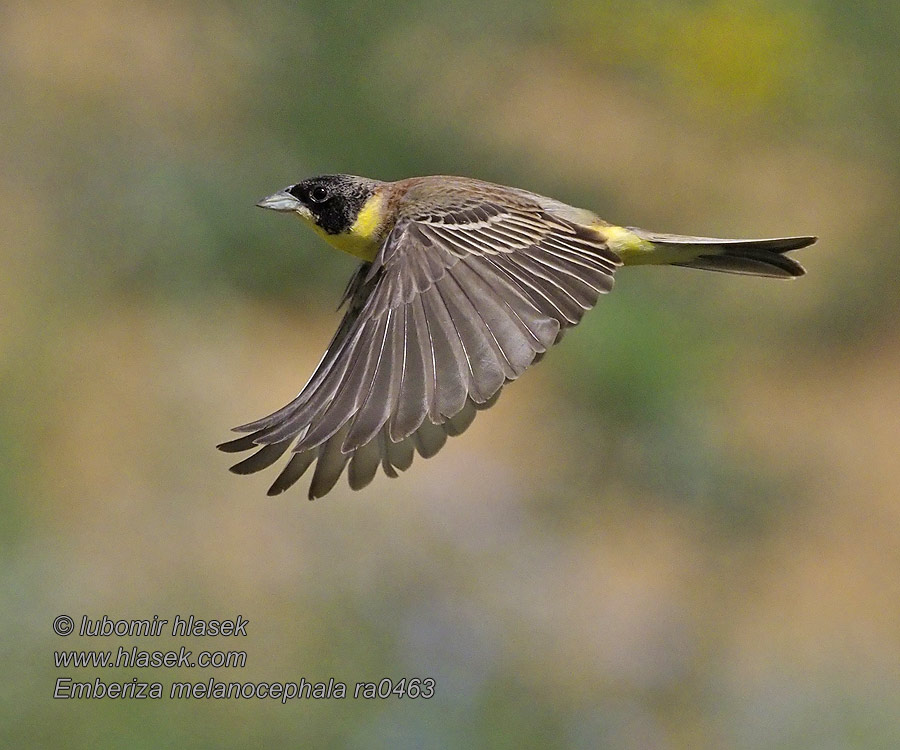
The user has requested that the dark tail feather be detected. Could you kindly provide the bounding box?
[672,248,807,278]
[633,230,816,278]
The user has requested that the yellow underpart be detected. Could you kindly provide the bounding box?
[307,192,386,262]
[594,224,653,265]
[595,223,700,266]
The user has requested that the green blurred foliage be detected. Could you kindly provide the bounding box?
[560,0,818,115]
[4,0,900,748]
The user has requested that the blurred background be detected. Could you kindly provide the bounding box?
[3,0,900,747]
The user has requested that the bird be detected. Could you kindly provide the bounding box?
[218,174,815,499]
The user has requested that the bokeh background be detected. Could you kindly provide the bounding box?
[4,1,900,747]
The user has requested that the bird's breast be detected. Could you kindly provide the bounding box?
[308,192,388,262]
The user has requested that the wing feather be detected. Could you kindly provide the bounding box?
[296,314,391,448]
[433,273,507,402]
[390,294,434,440]
[348,437,381,490]
[384,431,415,472]
[462,255,559,352]
[488,253,583,324]
[344,307,403,449]
[228,439,292,475]
[308,424,351,499]
[419,285,471,420]
[267,450,316,496]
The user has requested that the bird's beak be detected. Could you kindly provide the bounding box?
[256,189,302,212]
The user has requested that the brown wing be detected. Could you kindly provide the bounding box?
[218,195,621,498]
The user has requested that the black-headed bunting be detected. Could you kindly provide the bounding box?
[219,174,815,499]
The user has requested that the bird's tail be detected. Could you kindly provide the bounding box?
[612,227,816,278]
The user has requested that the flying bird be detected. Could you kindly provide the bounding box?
[219,174,815,499]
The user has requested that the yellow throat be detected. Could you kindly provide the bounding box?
[303,192,386,262]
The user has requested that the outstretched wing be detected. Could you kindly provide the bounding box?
[218,195,620,498]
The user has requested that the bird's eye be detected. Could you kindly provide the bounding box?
[310,185,329,203]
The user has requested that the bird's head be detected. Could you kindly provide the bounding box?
[256,174,388,260]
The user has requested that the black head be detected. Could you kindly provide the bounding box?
[279,174,378,235]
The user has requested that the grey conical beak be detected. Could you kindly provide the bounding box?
[256,189,301,212]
